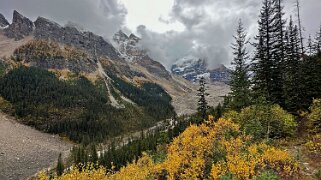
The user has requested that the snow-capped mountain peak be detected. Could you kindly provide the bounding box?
[112,30,143,62]
[171,55,231,83]
[171,56,207,81]
[112,30,171,79]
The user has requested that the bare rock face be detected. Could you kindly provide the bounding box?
[4,10,34,40]
[34,17,121,61]
[0,13,9,27]
[133,56,172,80]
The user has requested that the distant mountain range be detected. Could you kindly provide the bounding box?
[171,55,231,83]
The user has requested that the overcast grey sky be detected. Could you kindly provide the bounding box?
[0,0,320,69]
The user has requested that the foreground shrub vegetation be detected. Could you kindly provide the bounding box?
[39,118,299,179]
[223,104,297,139]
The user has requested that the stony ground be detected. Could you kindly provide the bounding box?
[0,113,73,180]
[172,82,230,116]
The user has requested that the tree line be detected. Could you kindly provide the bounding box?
[226,0,321,114]
[0,66,175,144]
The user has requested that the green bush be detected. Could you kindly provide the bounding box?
[307,99,321,133]
[254,171,280,180]
[223,104,297,139]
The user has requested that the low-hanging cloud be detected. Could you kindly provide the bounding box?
[0,0,127,38]
[136,0,321,69]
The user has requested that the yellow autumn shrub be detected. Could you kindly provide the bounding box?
[38,163,108,180]
[110,153,154,180]
[39,118,299,180]
[305,134,321,153]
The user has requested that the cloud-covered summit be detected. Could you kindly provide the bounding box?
[135,0,321,69]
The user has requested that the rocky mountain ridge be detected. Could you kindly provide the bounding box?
[3,10,34,40]
[1,11,121,61]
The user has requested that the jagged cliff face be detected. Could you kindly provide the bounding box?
[34,17,120,61]
[4,11,34,40]
[1,11,120,61]
[113,30,142,61]
[113,30,171,79]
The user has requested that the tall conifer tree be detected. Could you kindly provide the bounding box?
[57,153,64,176]
[197,77,209,120]
[307,35,314,56]
[314,25,321,54]
[252,0,275,102]
[270,0,286,107]
[252,0,286,106]
[229,19,251,110]
[284,17,302,111]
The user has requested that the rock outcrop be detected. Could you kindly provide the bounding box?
[133,55,172,79]
[4,10,34,40]
[208,64,231,83]
[0,13,9,27]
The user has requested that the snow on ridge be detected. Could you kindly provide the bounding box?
[196,72,210,80]
[174,55,200,66]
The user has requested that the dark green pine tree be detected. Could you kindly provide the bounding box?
[301,26,321,109]
[284,17,302,112]
[252,0,286,106]
[90,144,98,163]
[56,153,64,176]
[252,0,275,102]
[314,24,321,55]
[270,0,286,107]
[307,34,314,56]
[214,103,223,120]
[197,76,209,120]
[229,19,251,111]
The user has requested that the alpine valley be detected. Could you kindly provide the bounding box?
[0,11,229,179]
[1,0,321,178]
